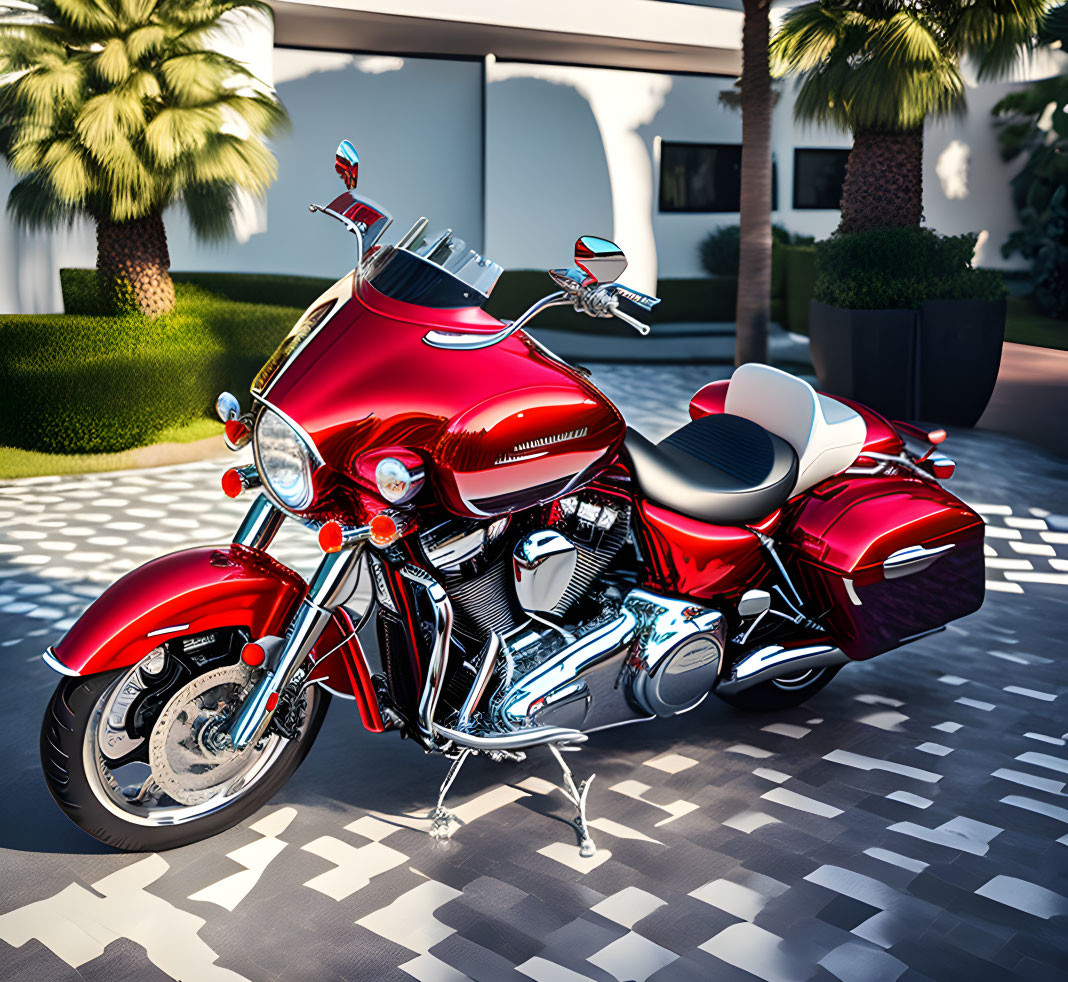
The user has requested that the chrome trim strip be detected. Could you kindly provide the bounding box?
[716,644,848,696]
[42,647,79,677]
[251,397,325,468]
[884,542,954,580]
[146,624,190,638]
[261,296,345,400]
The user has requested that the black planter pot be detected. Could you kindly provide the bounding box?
[917,299,1005,427]
[808,299,1006,426]
[808,301,918,419]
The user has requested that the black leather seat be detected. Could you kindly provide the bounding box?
[624,413,799,524]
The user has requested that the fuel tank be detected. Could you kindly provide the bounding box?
[257,278,624,518]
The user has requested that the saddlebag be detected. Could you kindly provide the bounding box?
[780,475,985,660]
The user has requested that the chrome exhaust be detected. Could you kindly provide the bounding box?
[715,643,849,696]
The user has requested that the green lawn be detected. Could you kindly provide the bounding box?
[1005,295,1067,350]
[0,418,223,481]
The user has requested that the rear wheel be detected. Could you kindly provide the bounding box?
[715,665,840,712]
[42,655,329,852]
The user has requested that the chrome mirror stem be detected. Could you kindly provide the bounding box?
[309,201,365,270]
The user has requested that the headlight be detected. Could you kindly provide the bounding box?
[254,410,315,510]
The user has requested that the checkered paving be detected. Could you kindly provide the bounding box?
[0,364,1065,981]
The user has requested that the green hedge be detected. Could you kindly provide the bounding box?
[813,227,1006,310]
[2,284,299,453]
[61,267,335,315]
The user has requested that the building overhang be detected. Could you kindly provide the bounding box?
[269,0,742,75]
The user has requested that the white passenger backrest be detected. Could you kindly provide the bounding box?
[724,363,867,496]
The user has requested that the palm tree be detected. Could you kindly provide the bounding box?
[771,0,1051,234]
[0,0,287,316]
[735,0,773,367]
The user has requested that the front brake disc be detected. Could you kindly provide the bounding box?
[148,664,263,806]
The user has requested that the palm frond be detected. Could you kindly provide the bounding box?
[1,0,288,234]
[7,168,83,227]
[125,23,164,61]
[93,36,129,83]
[772,0,1052,130]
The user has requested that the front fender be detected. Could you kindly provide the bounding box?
[51,545,306,675]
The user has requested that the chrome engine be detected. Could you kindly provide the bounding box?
[419,492,726,737]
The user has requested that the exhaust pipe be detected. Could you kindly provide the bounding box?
[715,643,849,696]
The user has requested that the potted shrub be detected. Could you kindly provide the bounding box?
[809,227,1006,425]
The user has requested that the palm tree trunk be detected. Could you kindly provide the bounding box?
[735,0,773,367]
[839,128,924,233]
[96,213,175,317]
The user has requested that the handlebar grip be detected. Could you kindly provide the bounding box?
[611,305,651,336]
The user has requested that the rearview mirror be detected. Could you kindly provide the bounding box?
[335,140,359,189]
[574,235,627,284]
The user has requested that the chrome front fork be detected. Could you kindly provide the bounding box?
[225,496,365,751]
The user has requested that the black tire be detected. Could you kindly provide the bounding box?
[715,665,841,712]
[41,669,329,852]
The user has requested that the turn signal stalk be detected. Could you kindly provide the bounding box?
[318,510,412,553]
[222,464,260,499]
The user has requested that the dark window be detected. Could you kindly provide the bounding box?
[660,143,741,213]
[793,148,850,210]
[659,142,778,213]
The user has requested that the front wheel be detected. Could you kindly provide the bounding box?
[42,662,329,852]
[715,665,841,712]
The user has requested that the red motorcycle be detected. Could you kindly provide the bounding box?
[40,142,985,853]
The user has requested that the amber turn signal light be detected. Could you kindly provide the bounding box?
[221,464,260,499]
[240,642,266,667]
[221,468,244,498]
[369,513,399,547]
[318,521,345,553]
[224,418,251,450]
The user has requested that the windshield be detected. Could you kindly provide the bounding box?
[363,225,503,309]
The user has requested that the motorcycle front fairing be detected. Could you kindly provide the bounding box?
[253,274,626,521]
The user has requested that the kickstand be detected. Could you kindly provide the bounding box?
[548,744,597,858]
[429,748,472,841]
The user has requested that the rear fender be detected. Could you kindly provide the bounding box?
[49,545,385,731]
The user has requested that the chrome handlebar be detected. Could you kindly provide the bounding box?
[423,269,659,350]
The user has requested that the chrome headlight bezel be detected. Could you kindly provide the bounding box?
[252,407,318,512]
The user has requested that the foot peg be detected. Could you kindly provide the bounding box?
[549,743,597,858]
